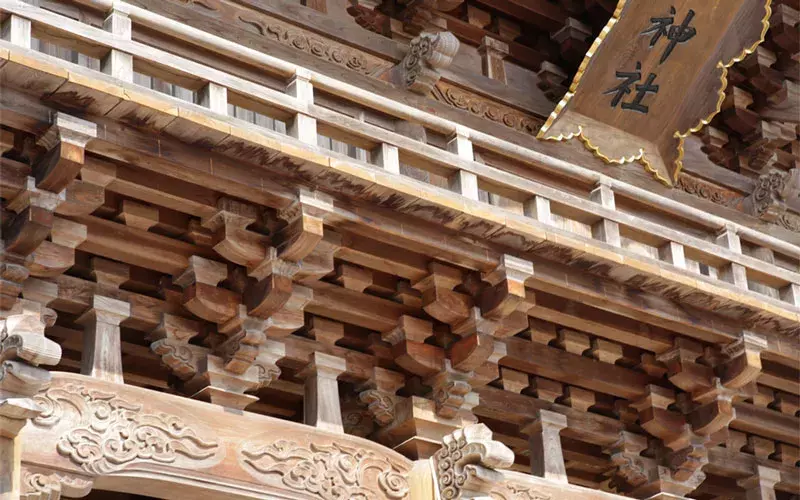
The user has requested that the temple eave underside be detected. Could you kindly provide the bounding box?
[0,0,798,499]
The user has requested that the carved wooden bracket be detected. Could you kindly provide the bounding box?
[431,423,515,499]
[394,31,459,95]
[717,332,768,389]
[425,359,473,419]
[274,190,329,263]
[149,313,202,381]
[33,113,97,194]
[21,466,93,500]
[28,218,87,278]
[0,299,62,491]
[382,315,444,377]
[744,168,800,222]
[358,366,405,427]
[479,254,533,322]
[3,177,62,260]
[174,256,240,324]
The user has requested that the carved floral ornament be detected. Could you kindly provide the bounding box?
[538,0,772,186]
[239,437,410,499]
[32,383,221,475]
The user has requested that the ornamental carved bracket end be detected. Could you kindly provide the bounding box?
[394,31,459,95]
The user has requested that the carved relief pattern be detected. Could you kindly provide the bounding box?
[358,389,395,426]
[749,170,789,218]
[491,484,551,500]
[238,16,390,76]
[402,32,459,94]
[240,439,409,499]
[432,82,544,136]
[675,174,743,208]
[21,469,93,500]
[32,384,220,475]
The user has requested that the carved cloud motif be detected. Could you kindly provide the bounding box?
[240,439,409,499]
[33,383,221,475]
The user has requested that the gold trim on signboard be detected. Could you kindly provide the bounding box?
[537,0,772,187]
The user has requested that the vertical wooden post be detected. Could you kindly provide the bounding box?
[781,283,800,307]
[478,36,509,83]
[198,82,228,115]
[102,8,133,82]
[287,68,317,145]
[78,295,131,384]
[659,241,687,269]
[1,14,31,48]
[298,352,347,433]
[716,225,748,289]
[523,409,569,483]
[524,195,552,225]
[590,181,621,247]
[374,143,400,174]
[738,465,781,500]
[447,126,479,201]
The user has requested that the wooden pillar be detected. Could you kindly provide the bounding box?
[523,409,569,483]
[591,181,621,247]
[659,241,687,269]
[198,82,228,115]
[374,143,400,174]
[478,36,509,83]
[78,295,130,383]
[1,14,31,48]
[716,225,748,289]
[447,126,478,201]
[298,352,347,433]
[525,195,552,225]
[101,8,133,82]
[287,68,317,145]
[738,465,781,500]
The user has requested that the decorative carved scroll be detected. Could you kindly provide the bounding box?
[237,15,390,76]
[744,168,800,224]
[240,439,410,499]
[431,82,544,136]
[398,32,459,94]
[21,468,93,500]
[33,384,221,475]
[432,423,515,499]
[675,173,744,208]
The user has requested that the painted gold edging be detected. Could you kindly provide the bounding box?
[537,0,771,187]
[672,0,772,183]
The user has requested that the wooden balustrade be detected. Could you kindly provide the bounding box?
[0,0,797,338]
[1,0,797,294]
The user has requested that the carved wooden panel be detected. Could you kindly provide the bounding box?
[21,373,413,499]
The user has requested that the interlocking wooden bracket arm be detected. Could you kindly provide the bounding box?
[3,177,63,261]
[628,385,712,498]
[431,423,515,499]
[393,31,460,94]
[33,113,97,194]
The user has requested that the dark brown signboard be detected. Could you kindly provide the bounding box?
[538,0,772,186]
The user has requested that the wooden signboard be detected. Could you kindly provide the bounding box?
[538,0,772,186]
